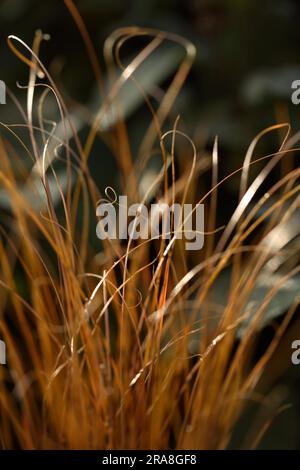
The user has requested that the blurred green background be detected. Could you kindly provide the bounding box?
[2,0,300,206]
[2,0,300,153]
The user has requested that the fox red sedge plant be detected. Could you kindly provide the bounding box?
[0,0,299,449]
